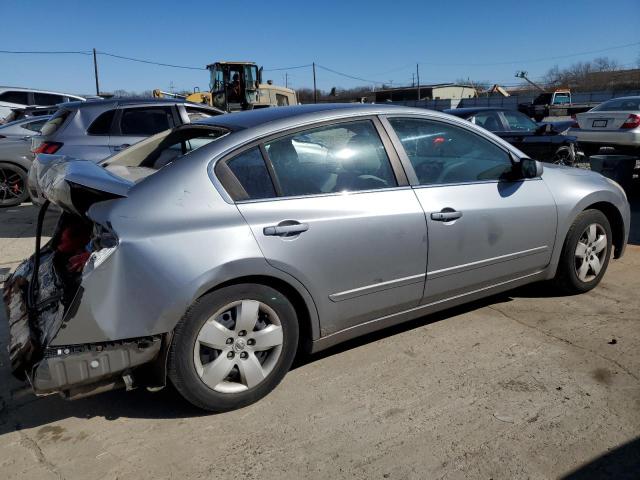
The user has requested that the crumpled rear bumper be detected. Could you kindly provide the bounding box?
[2,257,162,396]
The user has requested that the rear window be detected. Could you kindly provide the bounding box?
[40,109,72,136]
[592,98,640,112]
[0,91,29,105]
[23,119,49,132]
[87,110,115,135]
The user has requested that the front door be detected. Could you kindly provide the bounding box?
[384,116,557,304]
[227,119,428,335]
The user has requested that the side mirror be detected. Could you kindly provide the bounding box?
[510,152,543,179]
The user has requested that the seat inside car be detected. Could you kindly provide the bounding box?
[268,138,321,196]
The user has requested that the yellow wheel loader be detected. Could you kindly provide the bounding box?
[153,61,297,112]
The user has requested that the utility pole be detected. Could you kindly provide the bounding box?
[285,72,289,89]
[412,73,415,87]
[416,63,421,102]
[312,62,317,104]
[93,48,100,96]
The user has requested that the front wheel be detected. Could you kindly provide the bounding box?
[0,162,29,207]
[168,284,299,411]
[551,209,612,294]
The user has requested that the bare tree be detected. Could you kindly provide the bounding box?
[543,57,637,91]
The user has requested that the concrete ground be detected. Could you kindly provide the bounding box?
[1,195,639,480]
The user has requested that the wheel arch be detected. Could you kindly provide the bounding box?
[583,201,625,258]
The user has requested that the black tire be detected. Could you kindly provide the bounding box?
[0,162,29,207]
[168,283,299,412]
[551,209,612,294]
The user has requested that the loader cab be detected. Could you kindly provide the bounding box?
[208,62,261,112]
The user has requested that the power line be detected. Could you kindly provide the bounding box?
[417,41,640,67]
[263,64,312,72]
[97,51,206,70]
[0,49,91,55]
[316,64,385,85]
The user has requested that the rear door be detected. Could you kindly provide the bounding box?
[109,105,178,154]
[222,118,429,336]
[383,115,557,304]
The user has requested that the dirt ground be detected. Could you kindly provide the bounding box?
[1,195,639,480]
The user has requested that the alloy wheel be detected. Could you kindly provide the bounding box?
[0,167,26,206]
[193,299,284,393]
[574,223,607,282]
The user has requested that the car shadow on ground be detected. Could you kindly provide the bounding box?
[0,203,58,239]
[560,436,640,480]
[0,288,526,435]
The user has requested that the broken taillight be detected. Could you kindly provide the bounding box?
[33,141,63,154]
[620,114,640,129]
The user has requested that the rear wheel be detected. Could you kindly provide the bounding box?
[168,284,299,411]
[551,209,612,294]
[0,162,29,207]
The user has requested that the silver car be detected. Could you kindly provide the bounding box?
[0,137,38,207]
[33,98,224,163]
[570,96,640,155]
[0,115,51,140]
[4,104,630,411]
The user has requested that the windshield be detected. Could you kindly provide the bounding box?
[592,97,640,112]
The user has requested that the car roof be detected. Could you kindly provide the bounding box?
[444,107,507,116]
[61,98,220,110]
[195,103,432,131]
[0,86,84,98]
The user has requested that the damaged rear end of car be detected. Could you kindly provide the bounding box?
[3,154,163,400]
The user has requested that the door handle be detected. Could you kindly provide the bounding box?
[113,144,130,152]
[431,210,462,222]
[263,222,309,236]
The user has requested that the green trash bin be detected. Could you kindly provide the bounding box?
[589,155,636,191]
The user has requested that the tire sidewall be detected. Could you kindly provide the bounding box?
[169,283,299,412]
[560,210,612,293]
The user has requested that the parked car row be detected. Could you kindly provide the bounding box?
[4,103,630,411]
[0,86,86,122]
[444,107,580,165]
[0,98,223,207]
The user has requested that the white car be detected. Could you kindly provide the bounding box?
[570,96,640,156]
[0,87,85,121]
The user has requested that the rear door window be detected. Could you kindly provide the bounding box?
[0,91,29,105]
[226,148,276,199]
[118,106,175,136]
[33,93,65,106]
[87,110,116,135]
[472,111,504,131]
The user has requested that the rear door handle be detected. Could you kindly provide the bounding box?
[431,210,462,222]
[263,223,309,236]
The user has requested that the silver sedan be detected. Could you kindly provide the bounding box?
[5,104,630,411]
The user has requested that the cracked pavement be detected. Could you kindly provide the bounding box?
[1,202,639,479]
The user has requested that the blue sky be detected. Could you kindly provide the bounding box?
[1,0,639,95]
